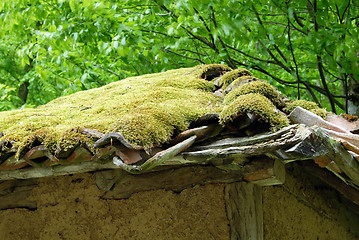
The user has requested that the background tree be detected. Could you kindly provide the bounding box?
[0,0,358,115]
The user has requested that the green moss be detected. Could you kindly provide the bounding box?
[191,64,232,79]
[283,100,327,118]
[218,68,253,89]
[0,65,221,156]
[224,81,283,107]
[220,93,289,131]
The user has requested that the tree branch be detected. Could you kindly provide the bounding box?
[287,4,302,99]
[161,48,205,64]
[251,5,292,72]
[309,0,337,113]
[193,7,216,50]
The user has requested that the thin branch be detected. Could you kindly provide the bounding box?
[161,48,205,64]
[209,6,236,68]
[289,21,309,35]
[258,11,308,16]
[310,0,337,113]
[225,44,278,65]
[179,48,207,56]
[336,0,351,23]
[193,7,216,50]
[293,11,305,27]
[91,62,121,78]
[287,4,301,99]
[251,4,292,71]
[141,29,180,39]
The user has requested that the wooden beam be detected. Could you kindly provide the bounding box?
[313,127,359,186]
[301,161,359,206]
[225,182,263,240]
[243,159,285,186]
[0,161,121,181]
[99,158,281,199]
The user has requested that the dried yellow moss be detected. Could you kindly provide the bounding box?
[224,81,283,107]
[220,93,289,131]
[284,100,327,119]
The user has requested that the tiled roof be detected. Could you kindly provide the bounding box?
[1,64,359,205]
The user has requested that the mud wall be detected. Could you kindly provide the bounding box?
[0,173,229,240]
[1,164,359,240]
[262,164,359,240]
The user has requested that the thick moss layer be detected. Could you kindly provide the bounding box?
[218,68,253,89]
[192,64,232,80]
[283,100,327,119]
[220,93,289,131]
[0,65,221,153]
[224,81,283,107]
[1,64,318,160]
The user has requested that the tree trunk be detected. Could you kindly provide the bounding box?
[17,81,29,104]
[348,76,359,116]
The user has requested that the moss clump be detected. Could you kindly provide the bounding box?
[218,68,253,89]
[224,76,255,92]
[196,64,232,81]
[283,100,327,119]
[220,93,289,131]
[189,64,232,80]
[224,81,283,107]
[0,65,221,155]
[341,113,359,122]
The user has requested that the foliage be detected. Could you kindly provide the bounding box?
[0,0,359,114]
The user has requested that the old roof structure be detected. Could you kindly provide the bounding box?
[1,64,359,208]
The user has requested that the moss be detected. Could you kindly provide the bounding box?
[224,75,254,92]
[218,68,253,89]
[191,64,232,80]
[341,113,358,122]
[224,81,283,107]
[283,100,327,119]
[0,65,221,156]
[220,93,289,131]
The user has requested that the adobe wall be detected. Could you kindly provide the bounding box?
[1,164,359,240]
[262,164,359,240]
[0,173,229,240]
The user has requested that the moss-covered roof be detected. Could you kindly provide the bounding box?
[0,64,333,173]
[0,64,288,156]
[0,65,225,153]
[2,65,359,213]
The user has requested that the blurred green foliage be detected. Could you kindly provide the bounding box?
[0,0,358,114]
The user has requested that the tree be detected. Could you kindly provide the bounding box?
[1,0,358,115]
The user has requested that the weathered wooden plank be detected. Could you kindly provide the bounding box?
[243,159,285,186]
[101,158,280,199]
[0,161,121,181]
[225,182,263,240]
[170,124,223,144]
[325,113,359,133]
[322,128,359,149]
[185,125,311,161]
[268,129,329,163]
[192,124,300,150]
[313,127,359,186]
[289,106,349,133]
[113,136,197,174]
[301,161,359,206]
